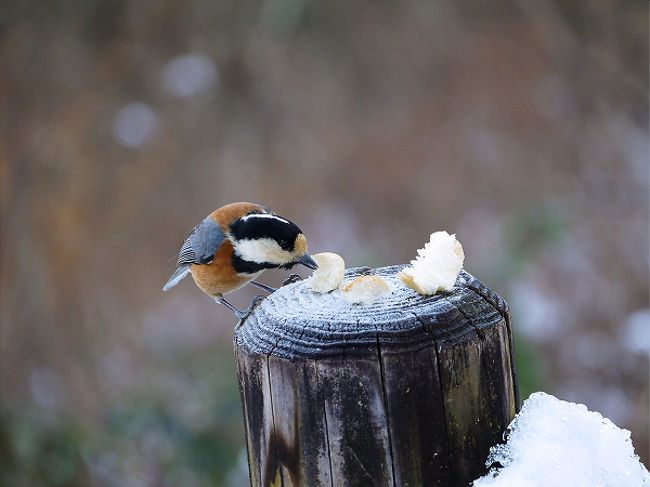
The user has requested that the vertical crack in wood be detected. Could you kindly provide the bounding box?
[345,446,375,483]
[314,360,335,487]
[504,308,521,411]
[450,299,481,339]
[452,292,518,418]
[411,311,431,338]
[297,319,307,343]
[235,348,255,487]
[374,320,397,487]
[447,295,514,481]
[265,321,285,487]
[412,312,453,483]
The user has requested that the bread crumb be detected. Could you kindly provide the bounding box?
[398,231,465,295]
[307,252,345,293]
[341,276,391,305]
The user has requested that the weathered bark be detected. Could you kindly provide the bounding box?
[234,265,519,487]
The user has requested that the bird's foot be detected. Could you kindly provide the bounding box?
[236,295,265,319]
[282,274,302,286]
[216,296,265,320]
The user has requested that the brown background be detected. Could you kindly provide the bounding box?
[2,1,648,485]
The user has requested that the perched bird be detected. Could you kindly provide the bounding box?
[164,202,318,318]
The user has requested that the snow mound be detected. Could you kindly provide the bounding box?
[473,392,649,487]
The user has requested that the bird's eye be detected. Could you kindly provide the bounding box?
[280,239,290,250]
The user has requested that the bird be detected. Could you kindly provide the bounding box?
[164,202,318,318]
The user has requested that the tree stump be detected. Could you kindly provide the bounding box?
[234,265,519,487]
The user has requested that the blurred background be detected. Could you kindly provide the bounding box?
[1,0,648,485]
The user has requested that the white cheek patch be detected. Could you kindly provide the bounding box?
[235,238,294,265]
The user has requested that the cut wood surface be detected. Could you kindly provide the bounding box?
[234,265,519,487]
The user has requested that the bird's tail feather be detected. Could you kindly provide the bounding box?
[163,265,191,290]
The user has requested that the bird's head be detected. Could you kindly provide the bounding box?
[229,212,317,271]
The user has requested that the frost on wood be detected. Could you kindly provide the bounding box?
[399,231,465,295]
[473,392,650,487]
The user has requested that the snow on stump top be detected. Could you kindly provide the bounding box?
[234,265,519,487]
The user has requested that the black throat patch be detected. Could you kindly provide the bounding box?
[231,254,297,274]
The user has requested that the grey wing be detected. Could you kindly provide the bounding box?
[178,216,226,265]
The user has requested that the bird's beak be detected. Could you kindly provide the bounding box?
[299,254,318,270]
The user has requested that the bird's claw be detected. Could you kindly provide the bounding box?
[282,274,302,286]
[235,295,265,320]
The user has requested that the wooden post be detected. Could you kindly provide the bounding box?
[234,265,519,487]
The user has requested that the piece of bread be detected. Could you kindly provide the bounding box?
[307,252,346,293]
[341,275,391,305]
[398,231,465,295]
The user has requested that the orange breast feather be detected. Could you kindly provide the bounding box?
[190,239,257,297]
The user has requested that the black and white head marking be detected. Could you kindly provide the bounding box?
[230,213,300,251]
[229,213,306,272]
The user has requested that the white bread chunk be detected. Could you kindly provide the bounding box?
[398,231,465,295]
[341,276,391,305]
[307,252,345,293]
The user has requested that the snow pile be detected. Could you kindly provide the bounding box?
[473,392,650,487]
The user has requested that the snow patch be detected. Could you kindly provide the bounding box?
[473,392,649,487]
